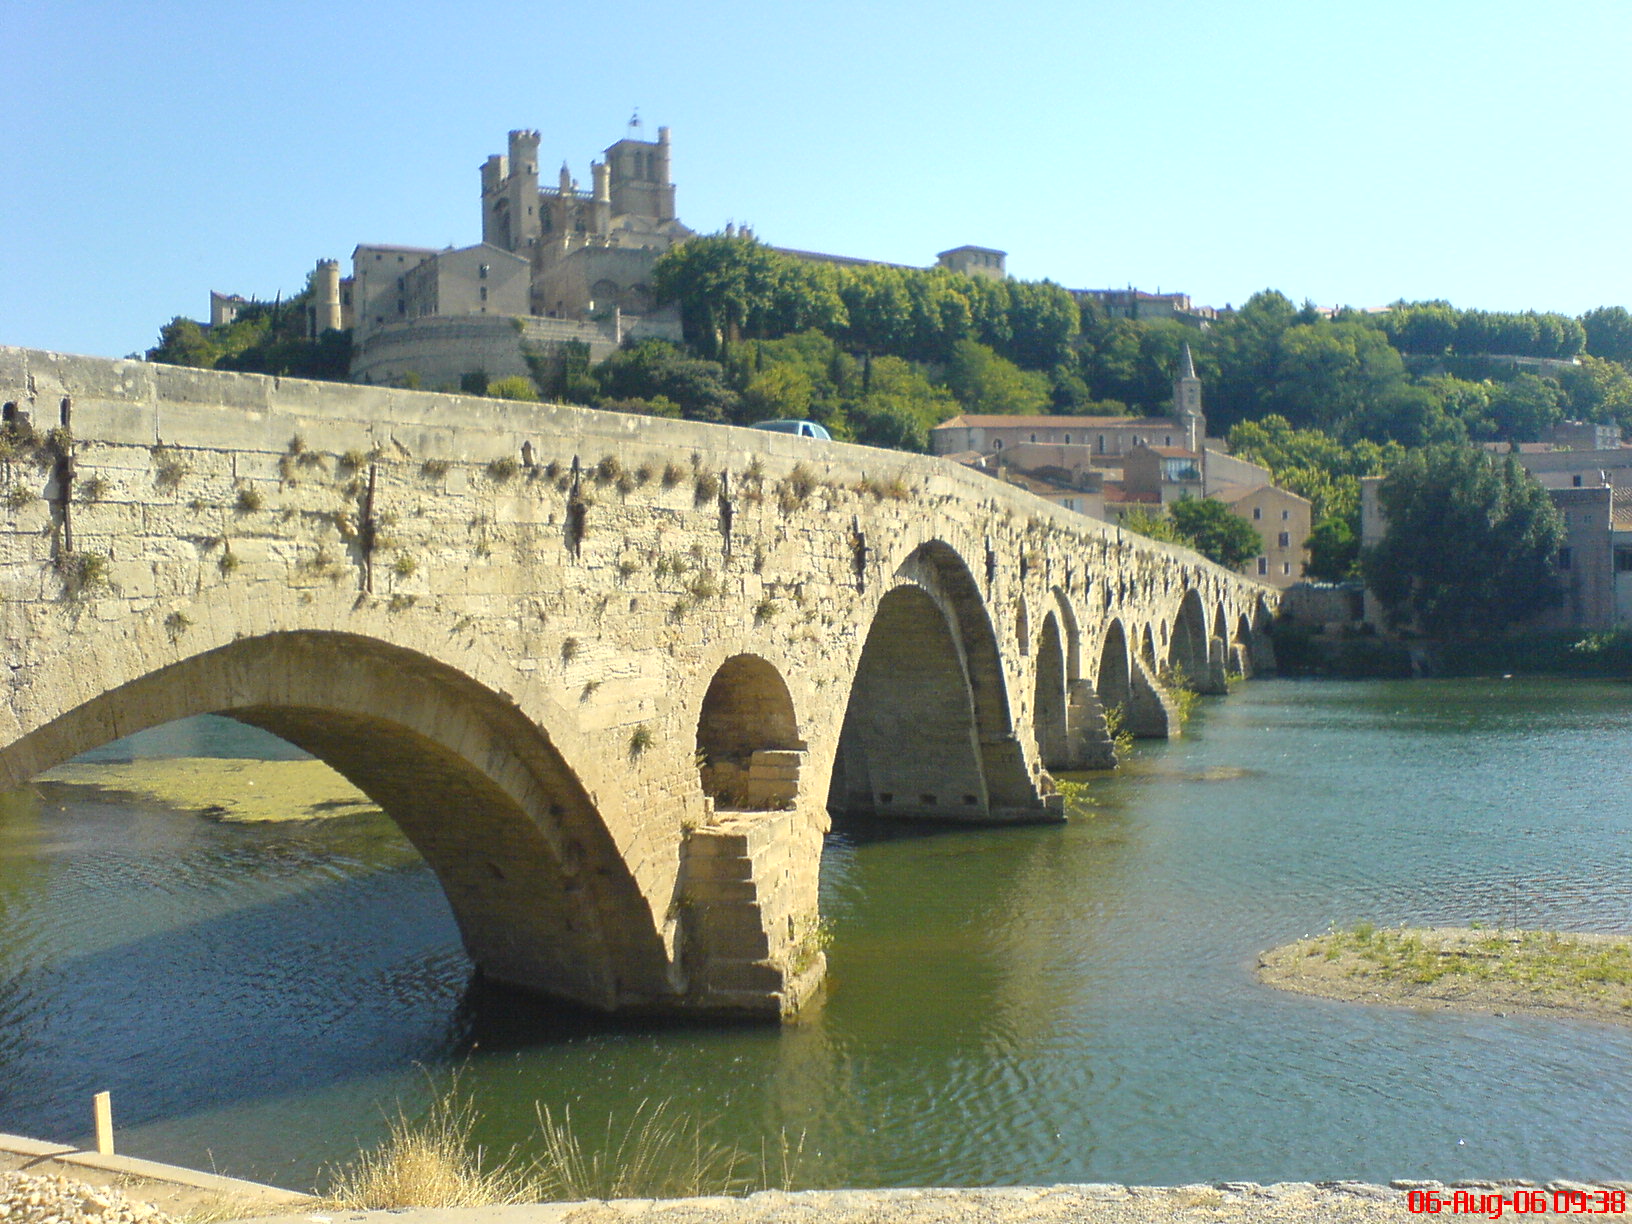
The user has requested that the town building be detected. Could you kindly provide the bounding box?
[936,345,1309,587]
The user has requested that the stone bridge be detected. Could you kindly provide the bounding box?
[0,346,1278,1019]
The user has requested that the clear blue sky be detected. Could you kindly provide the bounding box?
[7,0,1630,360]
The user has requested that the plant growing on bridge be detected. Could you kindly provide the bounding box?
[152,445,190,491]
[754,597,778,623]
[560,636,580,663]
[79,474,109,502]
[4,483,35,511]
[235,485,264,513]
[693,470,721,505]
[628,724,654,757]
[1104,705,1134,760]
[391,554,418,578]
[486,456,521,483]
[661,461,684,488]
[420,458,451,479]
[56,549,108,598]
[218,547,240,575]
[163,610,193,640]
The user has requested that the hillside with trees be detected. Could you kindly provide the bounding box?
[143,233,1632,630]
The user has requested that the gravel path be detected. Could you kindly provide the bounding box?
[0,1171,178,1224]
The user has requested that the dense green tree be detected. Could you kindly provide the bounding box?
[741,364,814,422]
[1117,507,1182,546]
[594,339,739,422]
[1484,373,1563,441]
[1361,446,1564,639]
[1226,415,1402,523]
[1380,301,1459,355]
[1168,496,1264,570]
[1304,515,1359,581]
[943,340,1051,415]
[1580,306,1632,364]
[1203,290,1299,431]
[1120,497,1261,570]
[1556,355,1632,432]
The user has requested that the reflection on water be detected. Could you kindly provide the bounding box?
[1,685,1631,1190]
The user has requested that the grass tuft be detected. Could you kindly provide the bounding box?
[322,1083,531,1210]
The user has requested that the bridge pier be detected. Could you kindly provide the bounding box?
[679,808,827,1017]
[1127,654,1180,738]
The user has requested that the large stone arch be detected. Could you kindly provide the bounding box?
[829,585,990,821]
[830,540,1049,823]
[0,631,668,1013]
[695,654,803,811]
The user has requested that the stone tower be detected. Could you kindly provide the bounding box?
[481,129,542,254]
[309,260,344,335]
[1174,343,1204,451]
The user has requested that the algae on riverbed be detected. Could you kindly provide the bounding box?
[38,757,380,822]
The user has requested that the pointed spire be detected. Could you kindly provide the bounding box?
[1178,343,1197,381]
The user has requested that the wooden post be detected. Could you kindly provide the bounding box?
[93,1092,113,1155]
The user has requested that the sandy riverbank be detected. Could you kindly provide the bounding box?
[1258,926,1632,1027]
[38,758,379,822]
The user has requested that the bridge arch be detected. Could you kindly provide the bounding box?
[1168,588,1209,684]
[1033,612,1068,769]
[695,654,802,810]
[0,631,669,1012]
[1096,619,1132,713]
[830,539,1041,822]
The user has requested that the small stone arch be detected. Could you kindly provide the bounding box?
[1167,588,1209,685]
[1033,612,1068,769]
[1048,586,1083,681]
[1016,592,1031,655]
[1140,624,1158,670]
[696,654,803,811]
[1097,619,1132,712]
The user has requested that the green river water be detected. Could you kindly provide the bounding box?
[0,677,1628,1191]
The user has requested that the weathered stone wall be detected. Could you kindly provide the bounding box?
[0,346,1279,1018]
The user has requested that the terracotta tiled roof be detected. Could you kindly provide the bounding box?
[934,414,1180,430]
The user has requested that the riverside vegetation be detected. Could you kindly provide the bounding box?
[320,1081,807,1209]
[1258,924,1632,1026]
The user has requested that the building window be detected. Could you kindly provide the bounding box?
[1253,507,1262,520]
[480,287,488,301]
[1282,562,1291,575]
[1064,434,1071,445]
[1278,531,1290,548]
[1097,436,1105,453]
[1616,548,1632,573]
[1063,498,1077,511]
[1281,509,1290,520]
[1573,474,1583,487]
[994,439,1003,451]
[1559,547,1573,571]
[1030,433,1037,443]
[1257,557,1268,576]
[1164,436,1172,446]
[479,264,490,279]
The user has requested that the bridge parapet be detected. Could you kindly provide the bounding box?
[0,346,1279,1018]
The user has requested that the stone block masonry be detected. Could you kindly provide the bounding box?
[0,346,1278,1018]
